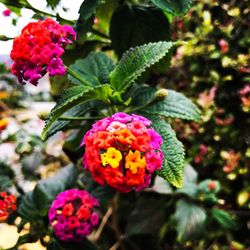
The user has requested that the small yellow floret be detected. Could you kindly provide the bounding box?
[125,150,146,174]
[101,147,122,168]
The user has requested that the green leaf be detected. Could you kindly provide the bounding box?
[153,120,185,188]
[69,52,115,85]
[110,5,171,58]
[125,196,166,236]
[150,0,193,16]
[96,0,118,35]
[45,103,91,139]
[33,165,78,216]
[0,161,15,191]
[46,0,60,9]
[211,209,237,230]
[109,41,173,92]
[18,192,41,221]
[41,84,111,140]
[78,0,102,21]
[76,0,104,39]
[198,179,221,194]
[132,86,201,121]
[173,200,207,242]
[177,164,198,198]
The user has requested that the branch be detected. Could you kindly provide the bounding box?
[94,206,113,242]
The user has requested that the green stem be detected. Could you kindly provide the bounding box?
[90,28,110,40]
[59,115,102,121]
[4,0,74,25]
[65,67,91,87]
[124,98,160,113]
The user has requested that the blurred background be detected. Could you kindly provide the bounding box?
[0,0,249,249]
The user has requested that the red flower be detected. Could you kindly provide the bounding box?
[0,192,16,222]
[62,203,74,217]
[10,18,76,85]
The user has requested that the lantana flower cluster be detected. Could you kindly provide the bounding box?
[10,18,76,85]
[82,113,163,193]
[48,189,99,242]
[0,192,17,222]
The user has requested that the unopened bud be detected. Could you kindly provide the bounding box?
[208,181,217,191]
[155,89,168,101]
[38,112,48,121]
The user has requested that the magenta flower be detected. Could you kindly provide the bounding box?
[49,189,99,242]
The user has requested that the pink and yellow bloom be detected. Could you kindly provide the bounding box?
[48,189,99,242]
[82,113,163,193]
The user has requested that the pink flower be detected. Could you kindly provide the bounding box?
[10,18,76,85]
[218,39,229,54]
[49,189,99,242]
[2,9,11,17]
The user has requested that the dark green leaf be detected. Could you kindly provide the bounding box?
[0,161,15,191]
[153,120,185,188]
[150,0,193,16]
[110,5,171,58]
[125,196,166,236]
[110,41,173,92]
[18,192,41,221]
[76,0,104,39]
[69,52,115,85]
[41,84,111,140]
[45,103,92,139]
[21,151,43,180]
[46,0,60,9]
[78,0,102,21]
[0,161,15,179]
[173,200,207,242]
[33,164,78,216]
[177,165,198,197]
[0,176,13,191]
[211,209,237,230]
[132,86,201,121]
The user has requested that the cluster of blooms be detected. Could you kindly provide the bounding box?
[194,144,209,164]
[10,18,76,85]
[221,150,240,173]
[0,192,17,222]
[48,189,99,242]
[82,113,163,193]
[239,85,250,111]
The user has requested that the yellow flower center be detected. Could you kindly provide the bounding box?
[125,150,146,174]
[101,147,122,168]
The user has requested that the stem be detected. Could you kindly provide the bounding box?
[65,67,91,87]
[4,0,74,25]
[59,115,102,121]
[94,206,113,242]
[110,194,126,250]
[90,28,110,40]
[124,97,161,113]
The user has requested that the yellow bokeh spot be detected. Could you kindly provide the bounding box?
[125,150,146,174]
[101,147,122,168]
